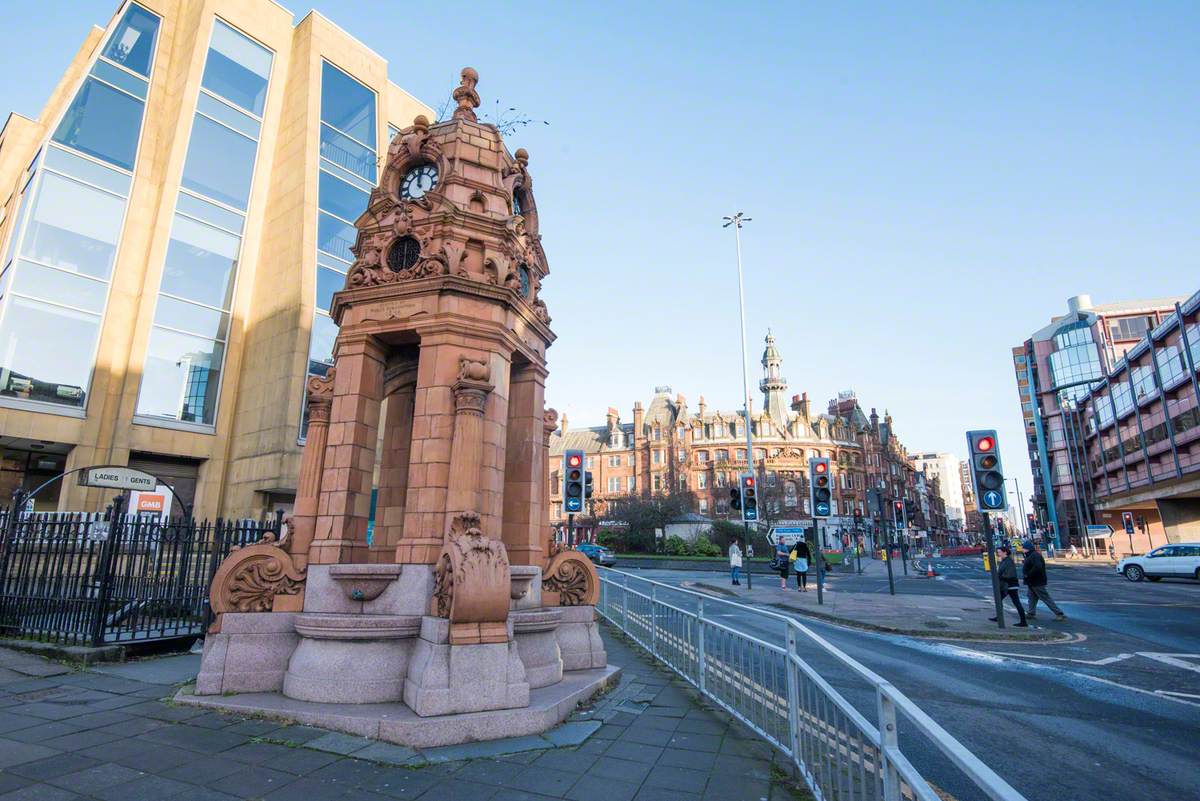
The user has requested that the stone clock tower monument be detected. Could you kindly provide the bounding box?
[191,70,612,741]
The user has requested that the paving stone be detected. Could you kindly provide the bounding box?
[3,720,79,743]
[717,736,773,759]
[0,739,58,769]
[586,755,653,784]
[222,739,295,764]
[45,762,145,793]
[182,712,240,730]
[712,753,773,779]
[576,738,610,756]
[665,732,722,753]
[261,775,357,801]
[170,787,242,801]
[122,700,207,721]
[15,702,85,721]
[415,777,500,800]
[498,750,543,765]
[271,724,330,744]
[0,784,82,801]
[261,745,342,775]
[0,773,32,795]
[137,723,248,753]
[208,766,296,797]
[6,751,100,781]
[504,765,579,796]
[634,788,702,801]
[674,718,726,736]
[593,724,627,740]
[222,718,282,736]
[607,711,638,726]
[455,758,524,786]
[354,741,421,766]
[531,748,600,774]
[160,755,249,785]
[40,727,124,751]
[422,734,550,763]
[701,774,771,801]
[307,757,384,786]
[109,743,198,773]
[567,774,640,801]
[356,767,439,798]
[490,790,559,801]
[92,773,193,801]
[543,720,601,747]
[95,716,169,737]
[629,715,680,732]
[307,731,375,755]
[604,740,663,765]
[622,727,675,747]
[643,765,709,794]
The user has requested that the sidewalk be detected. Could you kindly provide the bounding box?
[692,558,1068,641]
[0,630,810,801]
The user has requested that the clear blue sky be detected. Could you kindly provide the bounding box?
[3,1,1198,508]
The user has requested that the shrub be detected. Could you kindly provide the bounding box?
[664,535,689,556]
[596,529,624,551]
[691,536,721,557]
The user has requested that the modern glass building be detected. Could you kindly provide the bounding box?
[1013,294,1184,546]
[0,0,431,515]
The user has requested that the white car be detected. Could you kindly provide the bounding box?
[1116,543,1200,582]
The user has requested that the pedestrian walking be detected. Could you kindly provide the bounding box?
[989,545,1027,627]
[1022,540,1065,620]
[774,539,790,589]
[728,541,743,586]
[790,540,811,592]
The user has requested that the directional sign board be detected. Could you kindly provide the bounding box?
[78,466,157,492]
[1086,524,1114,540]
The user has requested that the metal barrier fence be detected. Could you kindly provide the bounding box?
[0,508,273,646]
[597,569,1025,801]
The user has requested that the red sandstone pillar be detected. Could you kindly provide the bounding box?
[309,334,385,566]
[501,362,548,566]
[289,371,335,570]
[445,368,494,530]
[371,363,417,563]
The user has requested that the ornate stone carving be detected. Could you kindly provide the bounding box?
[457,357,490,383]
[305,369,336,423]
[452,67,480,122]
[542,550,599,607]
[431,512,512,644]
[391,114,443,166]
[209,533,306,632]
[532,297,551,325]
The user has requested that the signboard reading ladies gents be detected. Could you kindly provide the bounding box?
[78,466,158,492]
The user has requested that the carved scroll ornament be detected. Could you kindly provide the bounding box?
[542,550,599,607]
[209,533,306,632]
[431,512,512,644]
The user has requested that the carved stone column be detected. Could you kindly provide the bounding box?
[371,361,417,563]
[445,357,493,530]
[290,370,335,570]
[309,334,386,566]
[501,362,548,566]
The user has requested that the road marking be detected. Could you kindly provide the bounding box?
[1156,690,1200,700]
[985,651,1134,666]
[937,616,963,621]
[1136,653,1200,674]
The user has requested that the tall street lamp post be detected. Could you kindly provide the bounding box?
[723,212,755,590]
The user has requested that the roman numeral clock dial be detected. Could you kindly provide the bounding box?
[400,164,439,199]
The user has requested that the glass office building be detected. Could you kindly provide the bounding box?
[0,0,431,514]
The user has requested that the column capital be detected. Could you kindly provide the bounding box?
[453,378,493,416]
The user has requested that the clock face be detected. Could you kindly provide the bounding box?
[400,164,438,199]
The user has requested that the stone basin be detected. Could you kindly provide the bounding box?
[510,564,539,601]
[328,563,403,602]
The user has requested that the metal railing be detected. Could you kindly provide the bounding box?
[0,508,273,646]
[597,568,1026,801]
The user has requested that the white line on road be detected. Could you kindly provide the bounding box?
[985,651,1135,666]
[1136,653,1200,674]
[1156,690,1200,700]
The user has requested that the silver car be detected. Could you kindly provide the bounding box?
[1116,543,1200,582]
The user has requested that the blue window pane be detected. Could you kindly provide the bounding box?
[20,171,124,280]
[308,313,337,372]
[176,191,243,234]
[159,214,241,310]
[319,124,376,184]
[43,145,131,195]
[137,327,224,424]
[319,170,368,222]
[181,114,257,210]
[197,92,260,139]
[201,20,272,115]
[320,62,375,147]
[91,59,148,100]
[102,4,159,77]
[11,260,107,313]
[154,295,230,341]
[0,296,99,406]
[317,212,356,262]
[316,265,344,312]
[52,78,144,171]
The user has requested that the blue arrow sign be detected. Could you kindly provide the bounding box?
[815,502,831,516]
[982,490,1003,509]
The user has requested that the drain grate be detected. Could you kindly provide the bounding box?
[615,699,649,715]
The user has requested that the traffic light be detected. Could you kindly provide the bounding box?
[966,430,1007,512]
[1121,511,1134,535]
[893,500,905,528]
[1026,513,1036,530]
[740,474,758,521]
[728,486,741,511]
[809,458,832,518]
[563,450,584,513]
[584,471,594,499]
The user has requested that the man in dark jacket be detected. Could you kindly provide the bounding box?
[989,545,1028,627]
[1022,540,1066,620]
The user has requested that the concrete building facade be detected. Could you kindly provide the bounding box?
[910,451,965,529]
[1013,293,1184,546]
[0,0,432,516]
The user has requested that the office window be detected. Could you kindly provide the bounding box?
[1109,316,1153,342]
[52,78,144,171]
[652,449,662,465]
[1131,365,1156,401]
[608,455,621,467]
[697,473,707,489]
[1155,346,1185,387]
[607,477,621,493]
[101,4,159,76]
[137,20,271,425]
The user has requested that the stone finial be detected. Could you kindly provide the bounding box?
[514,147,529,166]
[452,67,481,121]
[412,114,430,133]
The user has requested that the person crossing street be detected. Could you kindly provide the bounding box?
[989,545,1028,627]
[1022,539,1066,620]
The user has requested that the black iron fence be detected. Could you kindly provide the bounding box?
[0,507,277,646]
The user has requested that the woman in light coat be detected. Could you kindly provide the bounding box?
[728,542,743,586]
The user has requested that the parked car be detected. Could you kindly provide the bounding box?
[576,542,616,567]
[1116,543,1200,582]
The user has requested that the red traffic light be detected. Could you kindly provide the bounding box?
[744,476,754,487]
[976,436,995,453]
[567,454,582,467]
[814,462,828,474]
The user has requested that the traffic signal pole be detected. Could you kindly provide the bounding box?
[724,211,757,593]
[815,519,824,605]
[983,512,1005,629]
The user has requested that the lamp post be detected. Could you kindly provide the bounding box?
[1007,477,1028,538]
[723,211,755,590]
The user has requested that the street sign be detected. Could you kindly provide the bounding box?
[78,466,157,492]
[1086,524,1113,540]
